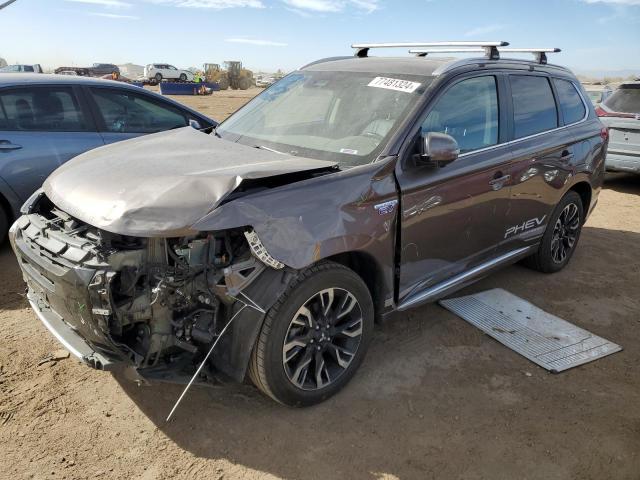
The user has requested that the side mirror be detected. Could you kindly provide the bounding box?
[419,132,460,167]
[189,119,202,130]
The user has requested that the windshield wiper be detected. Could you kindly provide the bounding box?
[254,144,287,155]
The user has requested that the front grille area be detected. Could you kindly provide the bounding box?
[10,198,131,365]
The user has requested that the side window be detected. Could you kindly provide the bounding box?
[91,88,188,133]
[510,75,558,139]
[553,79,586,125]
[0,87,88,132]
[421,76,499,153]
[24,66,34,72]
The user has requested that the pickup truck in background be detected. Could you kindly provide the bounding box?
[53,63,120,77]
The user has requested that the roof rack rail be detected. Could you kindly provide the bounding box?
[408,47,561,65]
[352,41,509,60]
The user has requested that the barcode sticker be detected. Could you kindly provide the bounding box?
[367,77,421,93]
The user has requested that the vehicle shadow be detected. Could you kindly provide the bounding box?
[604,172,640,194]
[114,226,640,480]
[0,242,27,311]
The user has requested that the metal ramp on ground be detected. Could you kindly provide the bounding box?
[439,288,622,373]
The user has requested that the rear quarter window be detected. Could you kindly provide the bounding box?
[510,75,558,139]
[553,79,586,125]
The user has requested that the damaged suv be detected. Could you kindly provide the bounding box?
[10,42,607,406]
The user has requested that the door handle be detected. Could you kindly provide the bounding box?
[489,174,511,190]
[0,142,22,151]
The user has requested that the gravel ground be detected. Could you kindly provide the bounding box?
[0,88,639,480]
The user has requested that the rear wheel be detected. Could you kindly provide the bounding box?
[217,77,229,90]
[525,191,584,273]
[179,73,187,82]
[249,262,374,406]
[238,77,251,90]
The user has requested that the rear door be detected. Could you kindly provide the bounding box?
[86,86,193,144]
[396,73,514,301]
[503,74,591,250]
[0,85,103,201]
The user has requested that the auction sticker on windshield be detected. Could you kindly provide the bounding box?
[368,77,421,93]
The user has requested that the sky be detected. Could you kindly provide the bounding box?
[1,0,639,75]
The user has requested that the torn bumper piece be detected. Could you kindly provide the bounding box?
[27,292,119,371]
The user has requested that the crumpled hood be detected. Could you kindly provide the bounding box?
[43,127,337,236]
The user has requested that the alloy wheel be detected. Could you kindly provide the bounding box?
[282,288,363,391]
[551,202,580,264]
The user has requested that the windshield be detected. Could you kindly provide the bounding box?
[604,85,640,114]
[217,70,432,166]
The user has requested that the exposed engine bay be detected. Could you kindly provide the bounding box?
[14,193,285,383]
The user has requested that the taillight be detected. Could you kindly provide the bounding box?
[600,126,609,142]
[595,106,635,119]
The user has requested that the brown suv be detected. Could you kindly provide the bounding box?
[10,42,607,406]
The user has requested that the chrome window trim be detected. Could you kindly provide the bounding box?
[458,76,590,159]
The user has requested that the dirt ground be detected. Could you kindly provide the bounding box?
[1,88,639,480]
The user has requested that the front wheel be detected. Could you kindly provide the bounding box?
[249,262,374,406]
[154,73,162,83]
[524,190,584,273]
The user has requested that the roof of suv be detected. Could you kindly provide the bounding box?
[0,73,136,88]
[302,55,573,77]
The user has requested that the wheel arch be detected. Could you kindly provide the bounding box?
[326,250,387,321]
[569,181,592,222]
[0,191,13,222]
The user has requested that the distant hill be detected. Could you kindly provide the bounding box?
[573,68,640,80]
[0,57,6,68]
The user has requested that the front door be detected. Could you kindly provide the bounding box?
[396,74,513,301]
[87,87,191,145]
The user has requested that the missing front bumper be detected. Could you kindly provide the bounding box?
[27,290,120,371]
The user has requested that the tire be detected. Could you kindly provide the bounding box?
[249,262,374,406]
[0,207,7,244]
[524,190,584,273]
[238,77,251,90]
[217,77,229,90]
[179,73,187,82]
[154,73,162,83]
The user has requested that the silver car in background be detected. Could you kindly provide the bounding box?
[596,81,640,174]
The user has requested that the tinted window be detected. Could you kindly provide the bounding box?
[0,87,88,131]
[553,79,586,125]
[604,84,640,113]
[422,76,499,153]
[510,75,558,139]
[91,88,188,133]
[24,65,34,72]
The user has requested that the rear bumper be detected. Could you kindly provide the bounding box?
[606,151,640,174]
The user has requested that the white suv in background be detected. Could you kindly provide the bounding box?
[144,64,194,83]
